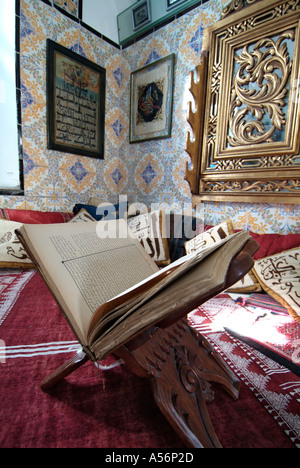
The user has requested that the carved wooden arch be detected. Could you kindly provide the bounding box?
[185,0,300,204]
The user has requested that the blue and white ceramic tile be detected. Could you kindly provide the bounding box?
[0,0,299,233]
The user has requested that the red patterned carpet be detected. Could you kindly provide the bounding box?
[189,295,300,448]
[0,270,298,448]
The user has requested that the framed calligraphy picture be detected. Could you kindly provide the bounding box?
[46,40,106,159]
[130,54,175,143]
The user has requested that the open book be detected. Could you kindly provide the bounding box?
[16,219,251,361]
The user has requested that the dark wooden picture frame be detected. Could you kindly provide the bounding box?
[131,0,151,31]
[46,39,106,159]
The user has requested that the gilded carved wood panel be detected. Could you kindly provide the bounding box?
[185,0,300,204]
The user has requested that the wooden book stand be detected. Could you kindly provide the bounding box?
[40,238,258,448]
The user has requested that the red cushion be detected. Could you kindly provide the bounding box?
[205,224,300,260]
[250,231,300,259]
[0,209,73,224]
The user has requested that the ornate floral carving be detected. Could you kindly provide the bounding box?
[228,32,294,147]
[222,0,298,21]
[174,345,215,402]
[211,64,222,95]
[185,0,300,203]
[222,0,261,19]
[210,154,300,171]
[260,155,300,167]
[202,179,300,193]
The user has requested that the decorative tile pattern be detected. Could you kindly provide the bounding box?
[54,0,79,17]
[103,157,128,195]
[134,152,164,197]
[203,202,300,234]
[0,0,299,235]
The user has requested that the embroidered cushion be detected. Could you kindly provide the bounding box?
[253,248,300,323]
[127,210,170,266]
[69,209,96,223]
[251,232,300,260]
[0,209,73,268]
[0,220,34,268]
[185,220,234,255]
[73,201,128,221]
[185,220,261,293]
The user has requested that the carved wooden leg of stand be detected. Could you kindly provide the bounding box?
[40,350,89,391]
[152,374,220,448]
[116,319,240,448]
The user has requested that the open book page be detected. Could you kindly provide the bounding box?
[16,220,159,345]
[87,231,248,343]
[88,230,252,357]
